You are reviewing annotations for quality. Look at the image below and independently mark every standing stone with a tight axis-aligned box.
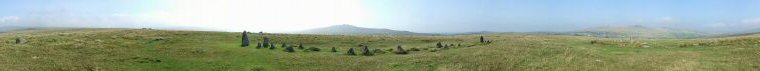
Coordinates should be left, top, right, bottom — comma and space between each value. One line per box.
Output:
436, 42, 443, 48
256, 43, 262, 48
362, 45, 373, 56
331, 47, 337, 52
262, 37, 271, 47
269, 43, 276, 49
241, 31, 250, 47
395, 45, 408, 54
298, 44, 305, 49
15, 36, 25, 44
347, 48, 356, 55
281, 43, 287, 48
480, 36, 485, 43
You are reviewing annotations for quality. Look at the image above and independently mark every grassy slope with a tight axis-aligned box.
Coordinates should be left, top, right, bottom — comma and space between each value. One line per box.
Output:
0, 29, 758, 71
578, 26, 712, 38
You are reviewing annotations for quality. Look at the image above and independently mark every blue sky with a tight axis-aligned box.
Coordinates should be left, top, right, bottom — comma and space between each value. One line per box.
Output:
1, 0, 759, 33
362, 0, 760, 33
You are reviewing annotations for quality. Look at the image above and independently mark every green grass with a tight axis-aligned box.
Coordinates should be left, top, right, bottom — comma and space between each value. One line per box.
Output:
1, 29, 758, 71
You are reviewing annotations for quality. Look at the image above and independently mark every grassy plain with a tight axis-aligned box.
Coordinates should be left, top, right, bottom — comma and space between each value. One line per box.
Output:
1, 29, 758, 71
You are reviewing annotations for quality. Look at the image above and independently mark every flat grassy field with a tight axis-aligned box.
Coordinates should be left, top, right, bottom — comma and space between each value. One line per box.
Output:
1, 29, 758, 71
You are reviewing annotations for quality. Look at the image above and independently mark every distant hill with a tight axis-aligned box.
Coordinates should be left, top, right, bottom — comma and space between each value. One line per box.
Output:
714, 28, 760, 38
738, 28, 760, 34
295, 24, 433, 35
0, 26, 215, 33
573, 25, 715, 38
0, 26, 31, 33
453, 31, 501, 35
0, 27, 67, 33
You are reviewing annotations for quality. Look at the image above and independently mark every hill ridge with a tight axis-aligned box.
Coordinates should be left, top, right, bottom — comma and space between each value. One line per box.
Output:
295, 24, 431, 35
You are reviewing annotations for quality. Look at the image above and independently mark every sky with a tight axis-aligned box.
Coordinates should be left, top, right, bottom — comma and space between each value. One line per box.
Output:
1, 0, 760, 33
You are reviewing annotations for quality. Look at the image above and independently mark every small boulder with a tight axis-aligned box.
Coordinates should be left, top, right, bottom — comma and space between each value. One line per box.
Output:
269, 43, 276, 49
298, 44, 305, 49
256, 43, 262, 48
15, 36, 25, 44
373, 49, 386, 54
306, 47, 321, 52
362, 46, 373, 56
284, 46, 296, 52
347, 48, 356, 55
394, 45, 408, 54
331, 47, 337, 52
409, 48, 421, 51
436, 42, 443, 48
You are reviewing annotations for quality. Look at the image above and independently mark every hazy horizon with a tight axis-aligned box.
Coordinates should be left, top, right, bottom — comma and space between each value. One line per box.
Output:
2, 0, 760, 33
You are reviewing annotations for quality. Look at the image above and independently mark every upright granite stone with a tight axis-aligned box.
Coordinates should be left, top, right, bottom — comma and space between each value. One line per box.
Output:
281, 43, 287, 48
480, 36, 485, 43
331, 47, 337, 52
256, 43, 262, 48
241, 31, 250, 47
362, 46, 373, 56
269, 43, 276, 49
262, 37, 271, 47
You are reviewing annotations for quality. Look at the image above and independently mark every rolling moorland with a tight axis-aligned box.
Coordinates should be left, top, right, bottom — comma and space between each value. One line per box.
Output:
574, 25, 716, 38
1, 28, 760, 71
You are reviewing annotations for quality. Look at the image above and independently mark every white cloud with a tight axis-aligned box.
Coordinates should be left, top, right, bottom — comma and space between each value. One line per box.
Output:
705, 22, 728, 27
742, 18, 760, 25
657, 16, 677, 24
704, 22, 737, 28
0, 16, 19, 23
